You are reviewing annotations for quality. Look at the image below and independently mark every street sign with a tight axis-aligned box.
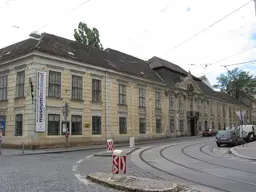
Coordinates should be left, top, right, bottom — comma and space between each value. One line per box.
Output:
236, 110, 246, 121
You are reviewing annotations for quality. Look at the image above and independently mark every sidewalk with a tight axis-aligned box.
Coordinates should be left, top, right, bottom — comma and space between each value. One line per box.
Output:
0, 135, 200, 156
230, 141, 256, 160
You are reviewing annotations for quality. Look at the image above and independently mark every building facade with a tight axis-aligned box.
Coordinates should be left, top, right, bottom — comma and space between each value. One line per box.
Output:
0, 33, 249, 148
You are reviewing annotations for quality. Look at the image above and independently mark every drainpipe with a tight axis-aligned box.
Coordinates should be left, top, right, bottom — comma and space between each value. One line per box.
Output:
105, 71, 111, 140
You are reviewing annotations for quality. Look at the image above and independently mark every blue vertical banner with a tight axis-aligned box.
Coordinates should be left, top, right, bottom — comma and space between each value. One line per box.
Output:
0, 116, 5, 136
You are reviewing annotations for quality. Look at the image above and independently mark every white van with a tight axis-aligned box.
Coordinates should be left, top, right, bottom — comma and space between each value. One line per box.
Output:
239, 125, 256, 142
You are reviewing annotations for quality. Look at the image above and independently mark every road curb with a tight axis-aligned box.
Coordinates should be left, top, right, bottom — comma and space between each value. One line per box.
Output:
86, 172, 183, 192
230, 147, 256, 161
94, 147, 140, 157
3, 136, 200, 156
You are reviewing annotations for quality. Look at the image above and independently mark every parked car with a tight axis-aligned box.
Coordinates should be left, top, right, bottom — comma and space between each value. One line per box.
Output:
216, 130, 243, 147
202, 129, 217, 137
239, 125, 256, 142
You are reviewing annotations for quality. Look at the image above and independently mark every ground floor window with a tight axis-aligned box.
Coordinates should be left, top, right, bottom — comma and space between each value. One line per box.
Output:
179, 120, 184, 132
139, 118, 146, 134
48, 114, 60, 135
92, 116, 101, 135
15, 114, 23, 136
170, 119, 175, 132
119, 117, 127, 134
212, 122, 215, 129
156, 118, 162, 133
71, 115, 82, 135
198, 121, 202, 131
204, 121, 208, 130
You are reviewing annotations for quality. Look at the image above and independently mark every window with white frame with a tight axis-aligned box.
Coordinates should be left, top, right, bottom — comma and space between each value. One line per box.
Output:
139, 117, 146, 134
156, 118, 162, 133
118, 84, 126, 104
72, 75, 83, 100
139, 88, 145, 107
170, 95, 174, 111
92, 116, 101, 135
0, 75, 7, 100
155, 91, 161, 109
48, 114, 60, 135
119, 117, 127, 134
16, 71, 25, 98
48, 71, 61, 98
92, 79, 101, 102
71, 115, 82, 135
15, 114, 23, 136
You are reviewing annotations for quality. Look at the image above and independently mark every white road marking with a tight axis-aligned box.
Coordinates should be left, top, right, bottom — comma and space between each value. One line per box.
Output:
76, 159, 84, 164
75, 174, 90, 185
72, 165, 77, 172
86, 155, 93, 159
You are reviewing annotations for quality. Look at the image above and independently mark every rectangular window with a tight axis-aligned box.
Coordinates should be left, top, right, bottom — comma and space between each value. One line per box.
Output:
139, 88, 146, 107
211, 104, 214, 116
15, 114, 23, 136
155, 91, 161, 109
72, 75, 83, 100
139, 117, 146, 134
179, 120, 184, 132
0, 75, 7, 100
179, 97, 183, 111
229, 107, 231, 117
156, 118, 162, 133
118, 84, 126, 104
170, 95, 174, 111
48, 114, 60, 135
119, 117, 127, 134
223, 106, 226, 117
217, 104, 220, 115
204, 102, 208, 114
71, 115, 82, 135
170, 119, 175, 132
218, 122, 221, 130
48, 71, 61, 98
92, 116, 101, 135
16, 71, 25, 98
92, 79, 101, 102
212, 122, 215, 129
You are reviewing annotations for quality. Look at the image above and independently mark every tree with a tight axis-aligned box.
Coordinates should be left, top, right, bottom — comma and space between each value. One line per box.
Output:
213, 68, 256, 99
74, 22, 103, 50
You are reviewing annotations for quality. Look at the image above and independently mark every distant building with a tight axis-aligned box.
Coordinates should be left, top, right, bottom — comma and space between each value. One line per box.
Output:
0, 33, 250, 148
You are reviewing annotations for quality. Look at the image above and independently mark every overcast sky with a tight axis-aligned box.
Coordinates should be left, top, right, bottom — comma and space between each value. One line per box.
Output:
1, 0, 256, 85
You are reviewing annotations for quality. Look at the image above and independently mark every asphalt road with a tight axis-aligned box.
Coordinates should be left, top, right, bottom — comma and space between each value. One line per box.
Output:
134, 138, 256, 192
1, 136, 255, 192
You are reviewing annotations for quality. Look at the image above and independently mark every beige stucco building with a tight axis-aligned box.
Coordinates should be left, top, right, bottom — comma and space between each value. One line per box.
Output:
0, 33, 250, 148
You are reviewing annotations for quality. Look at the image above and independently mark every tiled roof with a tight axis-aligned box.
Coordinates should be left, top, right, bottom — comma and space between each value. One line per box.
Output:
0, 33, 165, 84
148, 57, 246, 106
0, 38, 38, 62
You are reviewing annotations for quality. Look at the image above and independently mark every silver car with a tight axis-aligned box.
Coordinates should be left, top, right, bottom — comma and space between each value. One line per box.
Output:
216, 130, 243, 147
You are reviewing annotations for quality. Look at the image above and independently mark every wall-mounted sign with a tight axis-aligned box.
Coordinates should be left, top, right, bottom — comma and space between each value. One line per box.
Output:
85, 122, 90, 128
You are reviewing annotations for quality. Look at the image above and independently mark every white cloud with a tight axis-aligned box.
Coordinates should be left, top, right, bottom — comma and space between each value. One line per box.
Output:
0, 0, 256, 86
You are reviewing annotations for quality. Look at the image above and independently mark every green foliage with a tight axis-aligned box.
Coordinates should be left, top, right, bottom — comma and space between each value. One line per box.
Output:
213, 68, 256, 99
74, 22, 103, 50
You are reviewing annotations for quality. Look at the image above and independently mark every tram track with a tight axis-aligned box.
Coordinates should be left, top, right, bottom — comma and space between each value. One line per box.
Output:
139, 140, 230, 192
180, 143, 256, 175
159, 144, 256, 188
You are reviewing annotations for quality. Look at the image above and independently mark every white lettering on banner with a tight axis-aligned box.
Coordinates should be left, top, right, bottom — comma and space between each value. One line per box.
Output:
36, 71, 46, 132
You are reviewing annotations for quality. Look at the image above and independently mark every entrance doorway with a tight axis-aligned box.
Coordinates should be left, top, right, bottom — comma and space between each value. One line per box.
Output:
190, 118, 196, 136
